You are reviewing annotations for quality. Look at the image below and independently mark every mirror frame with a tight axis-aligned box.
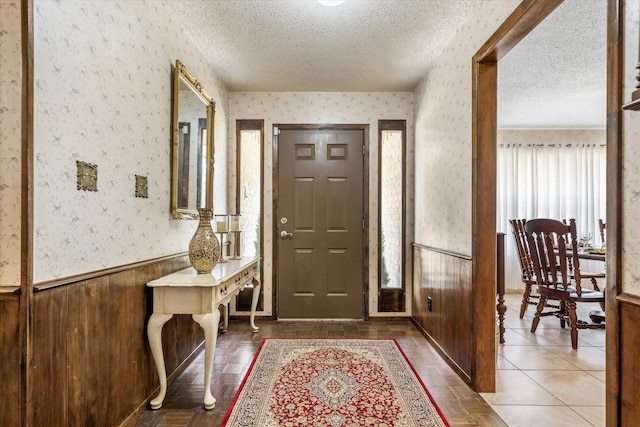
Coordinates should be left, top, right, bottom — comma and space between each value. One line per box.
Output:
171, 59, 216, 219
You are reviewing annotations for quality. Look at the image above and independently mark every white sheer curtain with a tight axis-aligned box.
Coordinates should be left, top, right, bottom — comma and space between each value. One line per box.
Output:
497, 143, 606, 290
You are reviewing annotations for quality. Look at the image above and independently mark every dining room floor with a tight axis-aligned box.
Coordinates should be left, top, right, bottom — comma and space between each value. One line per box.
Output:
480, 292, 606, 427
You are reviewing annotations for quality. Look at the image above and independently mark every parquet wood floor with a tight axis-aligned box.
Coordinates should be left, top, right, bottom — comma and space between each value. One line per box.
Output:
127, 319, 507, 427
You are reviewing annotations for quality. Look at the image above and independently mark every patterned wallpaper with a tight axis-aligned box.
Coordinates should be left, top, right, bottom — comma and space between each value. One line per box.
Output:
0, 1, 22, 288
413, 0, 640, 298
413, 0, 521, 256
623, 0, 640, 296
22, 0, 640, 300
33, 0, 229, 282
228, 92, 414, 316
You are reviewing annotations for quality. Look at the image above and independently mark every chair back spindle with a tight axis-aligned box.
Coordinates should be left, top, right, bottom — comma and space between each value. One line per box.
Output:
509, 219, 541, 318
510, 219, 534, 281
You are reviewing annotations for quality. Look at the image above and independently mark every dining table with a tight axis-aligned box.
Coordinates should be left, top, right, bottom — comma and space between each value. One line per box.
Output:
553, 247, 606, 262
575, 248, 606, 262
553, 247, 606, 277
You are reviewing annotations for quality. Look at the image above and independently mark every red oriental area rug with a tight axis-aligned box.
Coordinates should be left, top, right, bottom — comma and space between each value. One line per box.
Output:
222, 338, 450, 427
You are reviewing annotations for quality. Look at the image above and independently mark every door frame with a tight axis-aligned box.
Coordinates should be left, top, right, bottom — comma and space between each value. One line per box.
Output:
472, 0, 562, 392
272, 123, 370, 319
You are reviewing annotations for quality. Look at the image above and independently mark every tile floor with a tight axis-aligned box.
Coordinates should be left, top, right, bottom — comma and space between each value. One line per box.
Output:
480, 292, 606, 427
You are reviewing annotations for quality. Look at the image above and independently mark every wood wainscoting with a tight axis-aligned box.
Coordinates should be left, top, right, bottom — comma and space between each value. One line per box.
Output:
618, 295, 640, 426
411, 243, 473, 385
29, 254, 201, 427
0, 290, 21, 427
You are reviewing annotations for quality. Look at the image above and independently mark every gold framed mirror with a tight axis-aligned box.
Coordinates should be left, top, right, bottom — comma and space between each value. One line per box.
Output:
171, 59, 215, 219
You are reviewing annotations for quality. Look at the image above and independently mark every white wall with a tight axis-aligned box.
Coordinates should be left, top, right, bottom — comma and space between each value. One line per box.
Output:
32, 0, 229, 282
0, 1, 22, 288
228, 92, 414, 317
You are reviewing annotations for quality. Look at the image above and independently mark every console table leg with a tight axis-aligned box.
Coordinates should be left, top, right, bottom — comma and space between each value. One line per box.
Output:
219, 303, 229, 332
148, 313, 173, 410
250, 278, 261, 332
193, 310, 221, 410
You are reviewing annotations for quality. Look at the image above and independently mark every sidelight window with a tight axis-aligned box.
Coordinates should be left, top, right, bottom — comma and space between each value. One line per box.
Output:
235, 120, 264, 311
378, 120, 406, 312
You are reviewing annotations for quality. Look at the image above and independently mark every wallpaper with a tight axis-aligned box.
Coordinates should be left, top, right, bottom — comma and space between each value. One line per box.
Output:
33, 0, 229, 282
228, 92, 414, 316
26, 0, 638, 300
623, 0, 640, 296
413, 0, 521, 256
0, 1, 22, 288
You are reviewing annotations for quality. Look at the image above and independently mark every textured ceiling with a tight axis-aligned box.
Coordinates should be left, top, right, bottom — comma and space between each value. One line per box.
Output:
498, 0, 607, 129
172, 0, 606, 129
170, 0, 476, 92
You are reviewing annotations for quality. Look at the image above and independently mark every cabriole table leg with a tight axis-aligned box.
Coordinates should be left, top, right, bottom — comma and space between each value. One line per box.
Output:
148, 313, 174, 409
193, 310, 221, 410
250, 278, 261, 332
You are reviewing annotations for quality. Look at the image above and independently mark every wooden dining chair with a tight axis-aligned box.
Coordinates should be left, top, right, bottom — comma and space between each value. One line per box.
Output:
510, 218, 565, 319
599, 219, 606, 244
524, 218, 605, 349
509, 219, 540, 318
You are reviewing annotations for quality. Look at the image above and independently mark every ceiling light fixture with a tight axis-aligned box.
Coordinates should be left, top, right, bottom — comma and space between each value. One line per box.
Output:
317, 0, 345, 6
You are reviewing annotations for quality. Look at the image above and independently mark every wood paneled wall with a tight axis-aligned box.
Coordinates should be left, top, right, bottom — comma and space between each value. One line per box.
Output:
29, 254, 201, 427
619, 297, 640, 426
411, 244, 473, 384
0, 292, 21, 427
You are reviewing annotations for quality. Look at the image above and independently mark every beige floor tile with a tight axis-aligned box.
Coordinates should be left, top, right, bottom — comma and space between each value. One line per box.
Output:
579, 330, 606, 347
543, 345, 605, 371
491, 405, 594, 427
479, 370, 562, 405
497, 355, 517, 370
518, 324, 597, 348
499, 345, 581, 371
524, 370, 605, 406
487, 293, 607, 425
503, 309, 531, 323
586, 370, 605, 382
501, 329, 537, 346
571, 405, 605, 427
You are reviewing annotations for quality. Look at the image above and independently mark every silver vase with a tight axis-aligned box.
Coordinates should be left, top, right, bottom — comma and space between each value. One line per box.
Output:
188, 208, 221, 274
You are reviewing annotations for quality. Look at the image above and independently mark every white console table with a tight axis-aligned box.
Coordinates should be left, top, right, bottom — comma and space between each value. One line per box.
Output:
146, 256, 261, 410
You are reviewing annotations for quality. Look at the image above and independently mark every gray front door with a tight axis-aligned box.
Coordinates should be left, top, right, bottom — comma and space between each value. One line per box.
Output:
276, 126, 365, 318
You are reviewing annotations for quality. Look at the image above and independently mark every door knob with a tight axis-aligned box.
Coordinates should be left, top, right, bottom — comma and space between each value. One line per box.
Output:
280, 230, 293, 239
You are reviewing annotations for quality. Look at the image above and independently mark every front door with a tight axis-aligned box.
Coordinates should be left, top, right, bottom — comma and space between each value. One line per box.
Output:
276, 126, 365, 319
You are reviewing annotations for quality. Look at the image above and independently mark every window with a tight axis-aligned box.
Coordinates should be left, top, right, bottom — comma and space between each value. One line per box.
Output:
378, 120, 406, 312
497, 141, 606, 289
235, 120, 264, 311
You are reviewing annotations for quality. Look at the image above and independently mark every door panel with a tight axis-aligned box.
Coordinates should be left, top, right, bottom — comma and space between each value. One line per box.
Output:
294, 178, 315, 229
277, 128, 364, 318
